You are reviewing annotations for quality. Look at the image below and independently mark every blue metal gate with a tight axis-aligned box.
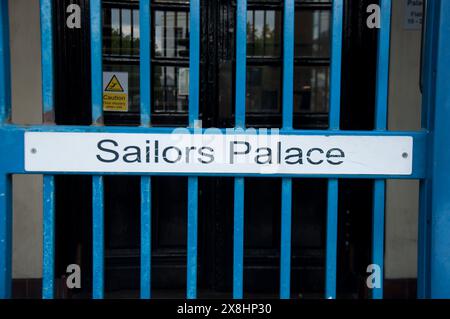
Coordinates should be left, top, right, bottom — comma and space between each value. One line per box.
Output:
0, 0, 449, 299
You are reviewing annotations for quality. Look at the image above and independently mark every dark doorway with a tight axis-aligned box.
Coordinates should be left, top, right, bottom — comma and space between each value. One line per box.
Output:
54, 0, 377, 298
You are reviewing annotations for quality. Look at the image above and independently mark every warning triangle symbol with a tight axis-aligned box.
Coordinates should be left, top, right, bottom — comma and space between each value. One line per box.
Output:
105, 75, 125, 92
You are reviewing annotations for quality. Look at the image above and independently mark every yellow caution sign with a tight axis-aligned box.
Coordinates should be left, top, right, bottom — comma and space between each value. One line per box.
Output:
103, 72, 128, 112
105, 75, 125, 92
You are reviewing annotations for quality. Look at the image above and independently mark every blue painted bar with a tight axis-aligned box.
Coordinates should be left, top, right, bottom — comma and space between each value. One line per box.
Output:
186, 0, 200, 299
329, 0, 343, 131
139, 0, 152, 299
92, 175, 104, 299
42, 175, 55, 299
374, 0, 392, 131
90, 0, 103, 125
140, 176, 151, 299
140, 0, 151, 127
418, 179, 431, 298
0, 124, 426, 138
0, 0, 11, 299
279, 0, 294, 299
40, 0, 54, 123
233, 0, 247, 299
324, 0, 343, 299
372, 0, 392, 300
40, 0, 56, 299
0, 174, 11, 298
280, 178, 292, 299
233, 177, 244, 299
282, 0, 294, 130
372, 180, 385, 299
90, 0, 104, 299
187, 177, 198, 299
417, 0, 438, 299
235, 0, 247, 129
189, 0, 200, 127
426, 0, 450, 299
325, 179, 339, 299
0, 0, 11, 124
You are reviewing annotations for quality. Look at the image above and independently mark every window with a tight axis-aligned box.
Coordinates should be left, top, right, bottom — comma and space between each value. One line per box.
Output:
153, 9, 190, 114
103, 2, 141, 119
294, 8, 331, 115
245, 0, 332, 129
246, 7, 282, 115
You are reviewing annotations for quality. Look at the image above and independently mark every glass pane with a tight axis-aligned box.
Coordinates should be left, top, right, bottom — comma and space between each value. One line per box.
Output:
295, 10, 331, 57
132, 9, 140, 56
247, 10, 282, 57
110, 8, 121, 55
104, 63, 140, 113
154, 11, 190, 58
104, 7, 140, 56
246, 66, 281, 113
154, 65, 189, 113
121, 9, 132, 55
294, 66, 330, 113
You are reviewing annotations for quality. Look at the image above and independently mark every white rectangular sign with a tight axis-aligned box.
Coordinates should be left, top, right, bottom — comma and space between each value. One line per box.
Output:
24, 132, 413, 175
404, 0, 423, 30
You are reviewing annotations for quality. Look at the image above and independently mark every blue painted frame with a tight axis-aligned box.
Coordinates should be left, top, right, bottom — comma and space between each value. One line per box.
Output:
419, 0, 450, 299
1, 0, 449, 300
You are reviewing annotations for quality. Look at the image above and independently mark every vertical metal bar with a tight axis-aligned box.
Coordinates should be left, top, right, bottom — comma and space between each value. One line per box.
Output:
0, 0, 11, 299
140, 176, 151, 299
282, 0, 294, 131
425, 0, 450, 299
418, 179, 431, 299
372, 0, 392, 300
40, 0, 56, 299
42, 176, 55, 299
329, 0, 343, 131
233, 0, 247, 300
186, 0, 200, 299
91, 0, 104, 299
140, 0, 151, 127
325, 179, 339, 299
91, 0, 103, 125
374, 0, 391, 131
233, 177, 244, 299
325, 0, 343, 300
280, 178, 292, 299
187, 177, 198, 299
0, 174, 11, 298
40, 0, 54, 124
279, 0, 294, 300
0, 0, 11, 124
189, 0, 200, 127
139, 0, 152, 300
417, 0, 437, 299
372, 180, 385, 299
92, 175, 104, 299
235, 0, 247, 129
